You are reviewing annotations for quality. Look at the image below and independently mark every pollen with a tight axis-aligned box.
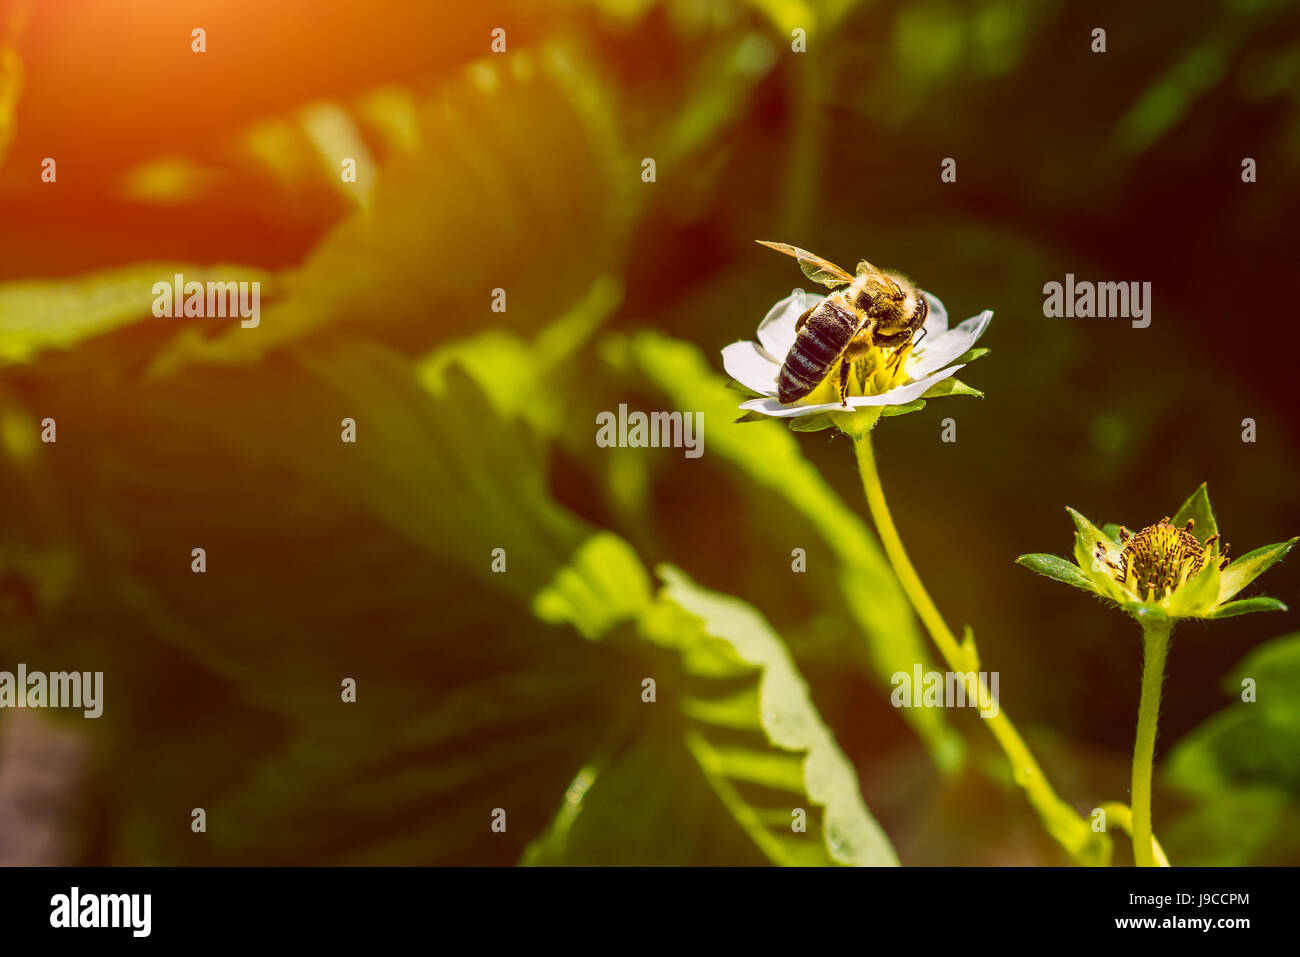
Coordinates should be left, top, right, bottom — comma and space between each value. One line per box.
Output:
1095, 518, 1230, 601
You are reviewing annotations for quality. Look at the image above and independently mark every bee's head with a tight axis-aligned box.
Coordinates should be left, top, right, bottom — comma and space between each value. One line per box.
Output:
911, 291, 929, 324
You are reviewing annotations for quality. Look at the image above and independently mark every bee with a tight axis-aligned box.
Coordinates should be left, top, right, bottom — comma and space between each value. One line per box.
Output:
758, 241, 929, 406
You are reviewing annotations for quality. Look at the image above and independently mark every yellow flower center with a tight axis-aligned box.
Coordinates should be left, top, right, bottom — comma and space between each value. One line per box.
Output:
801, 342, 916, 404
1095, 518, 1229, 601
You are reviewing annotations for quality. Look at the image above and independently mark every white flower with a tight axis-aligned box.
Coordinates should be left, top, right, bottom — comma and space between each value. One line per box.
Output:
721, 290, 992, 418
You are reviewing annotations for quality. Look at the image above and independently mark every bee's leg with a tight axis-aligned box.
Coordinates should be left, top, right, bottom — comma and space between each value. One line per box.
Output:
912, 326, 928, 349
795, 307, 814, 333
838, 359, 851, 407
885, 341, 914, 374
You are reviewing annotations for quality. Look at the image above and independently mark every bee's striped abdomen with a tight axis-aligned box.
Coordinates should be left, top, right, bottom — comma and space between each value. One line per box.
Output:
778, 296, 861, 402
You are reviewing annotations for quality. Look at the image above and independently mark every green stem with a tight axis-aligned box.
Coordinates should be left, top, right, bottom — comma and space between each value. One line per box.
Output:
850, 428, 1107, 865
1131, 616, 1172, 867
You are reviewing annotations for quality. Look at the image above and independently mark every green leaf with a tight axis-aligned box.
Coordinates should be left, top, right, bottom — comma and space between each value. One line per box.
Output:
655, 566, 897, 865
1166, 632, 1300, 797
0, 263, 274, 365
148, 44, 635, 373
920, 377, 983, 399
533, 532, 653, 640
1206, 597, 1288, 619
2, 337, 638, 864
1015, 553, 1100, 595
1219, 538, 1297, 603
525, 568, 900, 866
1171, 482, 1217, 543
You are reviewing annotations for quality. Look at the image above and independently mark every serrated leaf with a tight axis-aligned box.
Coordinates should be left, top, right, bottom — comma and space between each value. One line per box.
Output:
148, 44, 635, 372
0, 263, 274, 365
525, 568, 900, 866
533, 532, 653, 639
652, 566, 897, 865
1, 338, 630, 864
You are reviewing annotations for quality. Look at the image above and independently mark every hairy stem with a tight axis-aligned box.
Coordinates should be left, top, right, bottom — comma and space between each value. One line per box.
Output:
851, 429, 1107, 865
1131, 617, 1172, 867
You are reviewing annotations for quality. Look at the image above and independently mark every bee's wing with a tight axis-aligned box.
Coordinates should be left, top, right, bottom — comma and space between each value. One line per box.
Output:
757, 241, 853, 288
857, 260, 901, 296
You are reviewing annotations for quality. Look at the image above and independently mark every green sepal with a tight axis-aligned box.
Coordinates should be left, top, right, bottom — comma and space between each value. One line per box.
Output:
1205, 597, 1289, 619
880, 399, 926, 417
1171, 482, 1217, 544
1066, 507, 1126, 599
921, 378, 983, 399
734, 411, 770, 424
1067, 507, 1121, 550
952, 347, 990, 364
787, 412, 834, 432
1166, 549, 1221, 618
1015, 553, 1101, 596
1125, 603, 1171, 625
1218, 538, 1297, 603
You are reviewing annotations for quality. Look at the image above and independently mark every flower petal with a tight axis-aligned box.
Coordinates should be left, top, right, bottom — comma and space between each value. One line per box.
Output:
909, 310, 992, 379
738, 364, 966, 418
757, 291, 821, 360
721, 341, 780, 396
921, 291, 948, 336
1218, 537, 1297, 603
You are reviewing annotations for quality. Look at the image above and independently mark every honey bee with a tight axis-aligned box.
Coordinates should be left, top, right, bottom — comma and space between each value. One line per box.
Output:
758, 241, 929, 405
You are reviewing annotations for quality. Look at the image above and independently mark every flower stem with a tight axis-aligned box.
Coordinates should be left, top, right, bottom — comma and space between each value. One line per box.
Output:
851, 430, 1108, 865
1131, 616, 1172, 867
1099, 802, 1169, 866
